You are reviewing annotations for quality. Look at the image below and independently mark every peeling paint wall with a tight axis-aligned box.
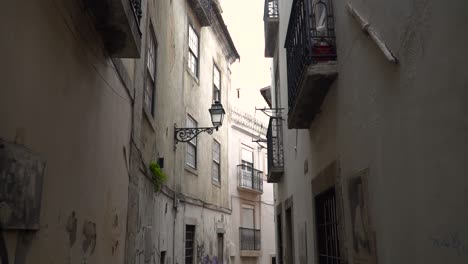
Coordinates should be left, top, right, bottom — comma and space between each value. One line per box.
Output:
125, 0, 236, 263
0, 0, 132, 263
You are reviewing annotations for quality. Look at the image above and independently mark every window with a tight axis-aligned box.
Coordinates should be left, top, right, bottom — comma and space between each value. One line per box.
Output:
217, 233, 224, 262
240, 205, 260, 251
185, 225, 196, 264
212, 140, 221, 182
144, 28, 157, 115
188, 24, 199, 77
272, 256, 277, 264
213, 64, 221, 101
242, 206, 255, 229
241, 146, 254, 186
315, 188, 342, 264
160, 251, 166, 264
185, 116, 197, 168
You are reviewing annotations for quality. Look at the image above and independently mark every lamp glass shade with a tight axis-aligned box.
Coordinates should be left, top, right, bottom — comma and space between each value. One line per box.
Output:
209, 101, 225, 127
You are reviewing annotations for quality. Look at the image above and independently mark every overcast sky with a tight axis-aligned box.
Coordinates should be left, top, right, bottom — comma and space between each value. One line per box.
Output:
221, 0, 271, 119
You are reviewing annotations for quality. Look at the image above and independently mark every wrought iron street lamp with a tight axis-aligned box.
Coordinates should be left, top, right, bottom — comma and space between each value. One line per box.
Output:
174, 101, 226, 144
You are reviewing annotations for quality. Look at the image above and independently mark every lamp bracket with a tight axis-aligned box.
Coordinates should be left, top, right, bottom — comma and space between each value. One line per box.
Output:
174, 126, 217, 144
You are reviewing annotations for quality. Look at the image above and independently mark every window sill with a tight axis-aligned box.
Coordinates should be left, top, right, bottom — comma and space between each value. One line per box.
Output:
143, 107, 157, 132
186, 66, 200, 85
212, 180, 221, 188
185, 165, 198, 176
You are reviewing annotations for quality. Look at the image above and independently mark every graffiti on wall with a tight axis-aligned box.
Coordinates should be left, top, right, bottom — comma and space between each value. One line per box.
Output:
429, 232, 468, 257
196, 241, 219, 264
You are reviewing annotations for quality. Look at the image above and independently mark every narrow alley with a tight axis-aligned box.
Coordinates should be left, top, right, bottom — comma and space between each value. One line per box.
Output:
1, 0, 468, 264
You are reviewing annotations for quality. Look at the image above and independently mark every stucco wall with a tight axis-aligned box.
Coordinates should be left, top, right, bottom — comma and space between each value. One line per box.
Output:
126, 0, 237, 263
228, 119, 276, 264
273, 0, 468, 264
0, 1, 132, 263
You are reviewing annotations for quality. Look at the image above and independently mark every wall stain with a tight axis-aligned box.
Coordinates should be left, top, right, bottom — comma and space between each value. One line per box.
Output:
111, 240, 119, 256
82, 220, 97, 255
66, 211, 77, 246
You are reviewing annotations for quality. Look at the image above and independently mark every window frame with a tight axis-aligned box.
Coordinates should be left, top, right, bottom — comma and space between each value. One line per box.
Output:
188, 24, 200, 78
144, 25, 157, 116
212, 140, 221, 183
213, 63, 221, 102
185, 115, 198, 169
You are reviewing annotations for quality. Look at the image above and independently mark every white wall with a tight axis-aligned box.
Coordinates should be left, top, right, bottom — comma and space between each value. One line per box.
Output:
273, 0, 468, 264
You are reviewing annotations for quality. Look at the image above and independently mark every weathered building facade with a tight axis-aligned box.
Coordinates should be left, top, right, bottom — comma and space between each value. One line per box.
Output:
264, 0, 468, 264
0, 0, 239, 264
228, 107, 276, 264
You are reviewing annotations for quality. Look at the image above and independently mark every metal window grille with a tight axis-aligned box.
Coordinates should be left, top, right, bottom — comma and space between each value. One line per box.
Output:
239, 227, 261, 251
185, 225, 195, 264
267, 117, 284, 176
285, 0, 337, 112
237, 164, 263, 192
315, 188, 343, 264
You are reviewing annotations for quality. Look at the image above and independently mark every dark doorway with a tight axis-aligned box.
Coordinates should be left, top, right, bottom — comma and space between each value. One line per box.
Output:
285, 207, 294, 264
217, 233, 224, 264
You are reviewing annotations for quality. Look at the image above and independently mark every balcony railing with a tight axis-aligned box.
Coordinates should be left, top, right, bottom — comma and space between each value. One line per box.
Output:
187, 0, 213, 26
267, 117, 284, 182
285, 0, 338, 128
237, 165, 263, 194
130, 0, 143, 27
84, 0, 142, 57
240, 228, 261, 251
264, 0, 279, 57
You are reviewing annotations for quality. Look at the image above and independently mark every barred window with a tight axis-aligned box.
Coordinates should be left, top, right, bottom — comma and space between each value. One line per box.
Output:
185, 225, 195, 264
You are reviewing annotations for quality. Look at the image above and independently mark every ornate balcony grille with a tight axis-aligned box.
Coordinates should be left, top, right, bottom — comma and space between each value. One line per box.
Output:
267, 117, 284, 182
264, 0, 279, 20
264, 0, 279, 57
237, 165, 264, 193
285, 0, 336, 112
130, 0, 143, 27
239, 228, 261, 251
187, 0, 213, 26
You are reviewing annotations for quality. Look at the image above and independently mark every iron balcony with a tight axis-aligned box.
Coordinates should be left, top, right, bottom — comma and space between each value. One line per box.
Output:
285, 0, 338, 128
267, 117, 284, 183
237, 165, 264, 194
187, 0, 214, 26
264, 0, 279, 57
84, 0, 143, 58
239, 227, 261, 251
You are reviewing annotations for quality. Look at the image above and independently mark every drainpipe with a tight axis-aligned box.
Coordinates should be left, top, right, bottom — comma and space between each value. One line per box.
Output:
172, 2, 189, 262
